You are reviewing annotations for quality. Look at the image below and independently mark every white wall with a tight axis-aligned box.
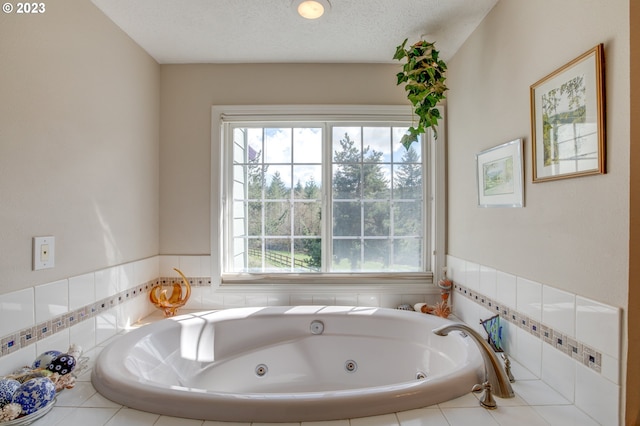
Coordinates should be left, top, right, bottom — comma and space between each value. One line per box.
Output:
446, 0, 630, 423
0, 0, 161, 294
446, 0, 629, 307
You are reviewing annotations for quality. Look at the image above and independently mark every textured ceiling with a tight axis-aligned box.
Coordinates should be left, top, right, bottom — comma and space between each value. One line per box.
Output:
90, 0, 498, 64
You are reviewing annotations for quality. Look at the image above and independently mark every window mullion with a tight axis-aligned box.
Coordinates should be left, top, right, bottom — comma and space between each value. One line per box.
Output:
322, 123, 332, 273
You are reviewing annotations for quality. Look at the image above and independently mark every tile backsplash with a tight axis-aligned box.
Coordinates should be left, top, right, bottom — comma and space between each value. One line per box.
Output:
0, 254, 622, 425
0, 255, 433, 375
447, 255, 621, 426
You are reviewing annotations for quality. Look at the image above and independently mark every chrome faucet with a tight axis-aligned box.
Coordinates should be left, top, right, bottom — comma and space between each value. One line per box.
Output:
432, 322, 514, 409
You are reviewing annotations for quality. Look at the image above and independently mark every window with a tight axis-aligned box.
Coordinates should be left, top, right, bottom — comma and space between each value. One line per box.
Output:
213, 106, 445, 285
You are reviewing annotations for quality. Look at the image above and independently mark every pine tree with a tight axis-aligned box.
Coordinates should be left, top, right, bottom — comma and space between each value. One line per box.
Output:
332, 133, 389, 269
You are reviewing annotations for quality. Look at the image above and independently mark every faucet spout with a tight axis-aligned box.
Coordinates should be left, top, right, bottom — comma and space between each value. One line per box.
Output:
432, 323, 514, 400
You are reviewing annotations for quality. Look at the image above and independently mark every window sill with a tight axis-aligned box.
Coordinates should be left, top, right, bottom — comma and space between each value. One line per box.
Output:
217, 273, 436, 294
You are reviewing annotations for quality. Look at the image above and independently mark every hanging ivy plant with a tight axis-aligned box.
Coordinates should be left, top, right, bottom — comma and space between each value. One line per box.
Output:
393, 38, 448, 149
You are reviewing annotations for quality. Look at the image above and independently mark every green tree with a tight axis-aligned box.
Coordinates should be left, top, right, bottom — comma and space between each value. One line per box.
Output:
246, 150, 265, 237
393, 147, 423, 265
266, 171, 288, 200
304, 177, 320, 199
395, 146, 422, 198
265, 171, 290, 249
332, 133, 389, 269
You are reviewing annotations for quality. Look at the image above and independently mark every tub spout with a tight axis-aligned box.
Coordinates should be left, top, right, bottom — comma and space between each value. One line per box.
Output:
432, 323, 514, 408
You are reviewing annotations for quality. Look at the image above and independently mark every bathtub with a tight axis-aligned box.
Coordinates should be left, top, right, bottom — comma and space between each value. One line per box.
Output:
92, 306, 483, 422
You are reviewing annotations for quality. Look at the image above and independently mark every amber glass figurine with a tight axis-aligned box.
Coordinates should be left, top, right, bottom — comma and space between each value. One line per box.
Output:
150, 268, 191, 317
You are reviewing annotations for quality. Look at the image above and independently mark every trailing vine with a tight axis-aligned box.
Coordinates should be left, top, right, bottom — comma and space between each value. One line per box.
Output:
393, 38, 448, 148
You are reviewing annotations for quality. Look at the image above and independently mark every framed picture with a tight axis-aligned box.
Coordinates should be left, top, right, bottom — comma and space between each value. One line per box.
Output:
530, 44, 606, 182
476, 139, 524, 208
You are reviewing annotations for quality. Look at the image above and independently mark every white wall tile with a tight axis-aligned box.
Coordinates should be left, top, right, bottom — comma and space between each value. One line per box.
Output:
576, 296, 621, 359
500, 320, 517, 355
222, 294, 246, 307
380, 294, 403, 309
267, 294, 290, 306
69, 318, 96, 352
36, 328, 70, 356
357, 294, 380, 307
68, 273, 96, 310
290, 294, 313, 305
465, 261, 480, 292
160, 255, 180, 276
246, 294, 268, 306
542, 285, 575, 338
495, 271, 517, 308
514, 327, 541, 378
95, 311, 118, 344
118, 263, 134, 292
200, 256, 212, 277
335, 294, 358, 306
516, 277, 542, 322
314, 295, 336, 305
95, 266, 119, 299
185, 287, 205, 310
446, 256, 466, 286
117, 298, 148, 330
0, 287, 34, 336
134, 256, 159, 284
541, 343, 575, 402
451, 295, 479, 327
575, 362, 620, 426
35, 279, 69, 323
178, 256, 202, 277
0, 346, 37, 376
479, 266, 497, 299
201, 288, 224, 309
601, 352, 620, 385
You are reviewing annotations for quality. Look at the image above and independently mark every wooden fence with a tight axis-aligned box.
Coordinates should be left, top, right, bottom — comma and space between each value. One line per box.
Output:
248, 248, 319, 271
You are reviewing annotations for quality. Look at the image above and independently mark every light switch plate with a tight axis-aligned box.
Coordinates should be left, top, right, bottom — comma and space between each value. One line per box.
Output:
33, 236, 55, 270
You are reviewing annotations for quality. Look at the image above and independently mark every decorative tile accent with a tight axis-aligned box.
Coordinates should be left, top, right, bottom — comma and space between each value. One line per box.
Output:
453, 281, 604, 375
567, 337, 582, 361
583, 345, 601, 373
541, 324, 553, 345
554, 331, 567, 353
518, 313, 529, 330
36, 321, 52, 340
530, 320, 541, 338
20, 327, 36, 347
0, 277, 209, 360
1, 334, 20, 356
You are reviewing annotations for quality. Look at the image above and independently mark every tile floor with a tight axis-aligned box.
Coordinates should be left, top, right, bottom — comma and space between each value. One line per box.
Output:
29, 314, 603, 426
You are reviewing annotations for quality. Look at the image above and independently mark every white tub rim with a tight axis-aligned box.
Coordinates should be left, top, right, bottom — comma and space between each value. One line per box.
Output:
92, 306, 483, 422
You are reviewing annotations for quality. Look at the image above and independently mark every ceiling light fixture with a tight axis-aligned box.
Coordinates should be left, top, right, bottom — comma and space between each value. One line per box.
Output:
293, 0, 330, 20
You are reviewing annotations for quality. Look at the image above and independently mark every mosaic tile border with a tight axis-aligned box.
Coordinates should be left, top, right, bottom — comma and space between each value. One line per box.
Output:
452, 282, 603, 374
0, 277, 212, 358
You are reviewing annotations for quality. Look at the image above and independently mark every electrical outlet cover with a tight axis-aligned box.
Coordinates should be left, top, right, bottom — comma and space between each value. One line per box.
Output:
33, 236, 55, 270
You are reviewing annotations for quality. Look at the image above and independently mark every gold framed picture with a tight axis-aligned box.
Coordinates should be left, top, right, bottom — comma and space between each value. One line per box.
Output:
530, 44, 606, 182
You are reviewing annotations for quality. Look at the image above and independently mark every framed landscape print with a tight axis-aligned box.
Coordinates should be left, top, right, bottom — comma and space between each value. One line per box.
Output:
476, 139, 524, 208
530, 44, 606, 182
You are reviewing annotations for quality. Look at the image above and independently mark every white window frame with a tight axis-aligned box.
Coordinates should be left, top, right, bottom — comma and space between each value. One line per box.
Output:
211, 105, 445, 291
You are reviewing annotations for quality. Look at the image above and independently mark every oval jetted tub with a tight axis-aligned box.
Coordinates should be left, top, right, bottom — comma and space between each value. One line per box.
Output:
92, 306, 483, 422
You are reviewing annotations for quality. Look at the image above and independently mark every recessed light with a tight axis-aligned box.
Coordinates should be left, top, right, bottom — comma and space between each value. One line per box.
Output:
293, 0, 330, 20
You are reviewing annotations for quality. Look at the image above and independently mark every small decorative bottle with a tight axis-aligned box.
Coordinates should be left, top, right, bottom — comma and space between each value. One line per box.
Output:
438, 267, 452, 304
